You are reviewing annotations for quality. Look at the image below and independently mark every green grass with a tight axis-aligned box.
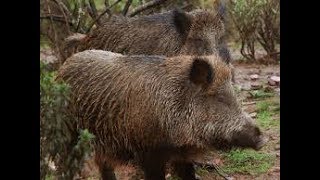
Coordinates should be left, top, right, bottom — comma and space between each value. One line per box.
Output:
249, 90, 274, 99
219, 97, 279, 176
256, 100, 280, 129
222, 149, 275, 175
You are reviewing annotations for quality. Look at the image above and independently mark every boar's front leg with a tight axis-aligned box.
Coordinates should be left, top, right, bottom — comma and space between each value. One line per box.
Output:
95, 154, 117, 180
172, 161, 198, 180
140, 153, 166, 180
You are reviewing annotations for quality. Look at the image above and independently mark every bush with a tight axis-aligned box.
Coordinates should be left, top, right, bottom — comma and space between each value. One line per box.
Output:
229, 0, 280, 61
40, 61, 94, 180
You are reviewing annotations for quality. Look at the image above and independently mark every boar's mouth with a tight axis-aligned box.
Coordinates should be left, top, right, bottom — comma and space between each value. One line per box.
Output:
230, 127, 268, 151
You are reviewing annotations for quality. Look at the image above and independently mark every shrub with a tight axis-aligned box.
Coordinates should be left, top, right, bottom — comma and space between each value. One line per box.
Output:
229, 0, 280, 61
40, 61, 94, 180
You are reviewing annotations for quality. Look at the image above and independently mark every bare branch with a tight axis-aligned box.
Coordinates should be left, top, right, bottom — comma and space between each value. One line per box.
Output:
105, 0, 109, 8
40, 14, 73, 26
44, 0, 64, 65
86, 0, 122, 33
193, 161, 233, 180
122, 0, 133, 16
128, 0, 168, 17
88, 0, 100, 25
52, 0, 71, 33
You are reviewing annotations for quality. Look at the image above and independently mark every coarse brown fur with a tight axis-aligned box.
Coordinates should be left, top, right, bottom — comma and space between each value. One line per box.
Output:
63, 8, 230, 62
57, 50, 266, 180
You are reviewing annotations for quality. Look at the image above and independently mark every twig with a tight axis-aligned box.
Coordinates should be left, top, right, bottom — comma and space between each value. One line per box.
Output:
51, 0, 71, 33
128, 0, 168, 17
86, 0, 122, 33
122, 0, 133, 16
88, 0, 100, 25
44, 0, 64, 65
193, 161, 233, 180
40, 15, 73, 26
105, 0, 109, 8
242, 101, 256, 106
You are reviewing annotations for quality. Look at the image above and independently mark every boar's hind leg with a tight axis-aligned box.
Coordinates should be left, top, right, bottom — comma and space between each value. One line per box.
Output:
172, 161, 198, 180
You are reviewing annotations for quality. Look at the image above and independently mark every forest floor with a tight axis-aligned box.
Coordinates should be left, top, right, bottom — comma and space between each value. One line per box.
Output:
40, 48, 280, 180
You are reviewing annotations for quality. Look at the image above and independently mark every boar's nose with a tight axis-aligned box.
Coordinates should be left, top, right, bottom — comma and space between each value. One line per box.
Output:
254, 135, 268, 150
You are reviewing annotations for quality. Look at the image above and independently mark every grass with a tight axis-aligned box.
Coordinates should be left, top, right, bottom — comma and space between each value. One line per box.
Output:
256, 99, 280, 129
249, 89, 274, 99
219, 97, 279, 176
221, 149, 275, 175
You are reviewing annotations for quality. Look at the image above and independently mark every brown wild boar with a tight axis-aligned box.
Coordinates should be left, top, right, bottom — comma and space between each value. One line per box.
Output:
57, 50, 266, 180
63, 8, 231, 64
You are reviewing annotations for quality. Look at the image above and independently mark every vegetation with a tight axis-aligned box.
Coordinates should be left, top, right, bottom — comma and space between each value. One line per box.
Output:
222, 149, 275, 175
229, 0, 280, 61
40, 62, 94, 180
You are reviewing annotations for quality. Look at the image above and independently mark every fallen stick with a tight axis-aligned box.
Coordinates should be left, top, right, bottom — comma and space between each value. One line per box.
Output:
193, 161, 233, 180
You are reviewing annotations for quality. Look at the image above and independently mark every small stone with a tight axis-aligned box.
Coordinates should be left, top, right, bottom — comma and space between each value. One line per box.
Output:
275, 144, 280, 150
273, 166, 280, 172
268, 76, 280, 86
249, 112, 257, 118
165, 173, 172, 178
251, 82, 263, 90
268, 79, 276, 86
276, 153, 280, 157
271, 76, 280, 81
250, 74, 259, 80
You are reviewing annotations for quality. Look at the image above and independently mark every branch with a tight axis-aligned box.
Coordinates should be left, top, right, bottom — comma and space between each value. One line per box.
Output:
52, 0, 72, 33
128, 0, 168, 17
40, 15, 73, 26
86, 0, 122, 33
122, 0, 133, 16
193, 161, 233, 180
105, 0, 109, 8
88, 0, 100, 25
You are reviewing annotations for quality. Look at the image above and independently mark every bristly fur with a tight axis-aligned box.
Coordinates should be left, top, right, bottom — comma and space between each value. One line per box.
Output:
62, 9, 228, 62
57, 50, 265, 179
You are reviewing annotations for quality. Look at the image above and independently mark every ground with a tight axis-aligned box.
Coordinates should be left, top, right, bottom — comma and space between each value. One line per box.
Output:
40, 48, 280, 180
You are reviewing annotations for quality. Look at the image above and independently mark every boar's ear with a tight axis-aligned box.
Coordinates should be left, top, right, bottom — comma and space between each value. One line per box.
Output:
172, 8, 191, 35
189, 58, 214, 86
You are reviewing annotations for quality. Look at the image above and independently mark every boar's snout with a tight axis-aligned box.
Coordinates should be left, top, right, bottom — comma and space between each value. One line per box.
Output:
254, 135, 268, 150
231, 125, 268, 151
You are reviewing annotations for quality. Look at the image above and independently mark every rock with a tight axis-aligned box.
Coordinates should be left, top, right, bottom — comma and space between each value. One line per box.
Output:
250, 74, 259, 80
275, 144, 280, 150
249, 112, 257, 118
165, 173, 172, 179
268, 79, 276, 86
273, 166, 280, 172
268, 76, 280, 86
274, 88, 280, 96
276, 153, 280, 157
251, 82, 263, 90
271, 76, 280, 82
